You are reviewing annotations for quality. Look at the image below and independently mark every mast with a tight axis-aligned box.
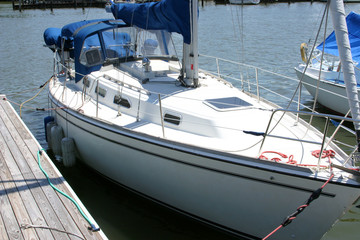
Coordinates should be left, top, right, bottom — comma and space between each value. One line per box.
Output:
183, 0, 199, 87
329, 0, 360, 145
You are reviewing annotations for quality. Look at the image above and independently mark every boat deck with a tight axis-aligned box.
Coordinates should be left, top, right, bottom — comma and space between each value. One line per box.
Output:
51, 70, 350, 178
0, 95, 107, 240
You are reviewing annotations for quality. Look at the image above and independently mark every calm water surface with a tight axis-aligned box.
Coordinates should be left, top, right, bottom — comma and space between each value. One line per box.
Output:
1, 1, 360, 239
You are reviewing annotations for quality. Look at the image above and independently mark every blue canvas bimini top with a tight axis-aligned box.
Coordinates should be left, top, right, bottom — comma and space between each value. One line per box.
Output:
43, 19, 111, 50
43, 0, 192, 81
44, 19, 128, 81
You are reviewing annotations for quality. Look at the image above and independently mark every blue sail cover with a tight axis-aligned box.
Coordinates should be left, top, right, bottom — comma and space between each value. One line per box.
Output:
110, 0, 192, 44
317, 11, 360, 63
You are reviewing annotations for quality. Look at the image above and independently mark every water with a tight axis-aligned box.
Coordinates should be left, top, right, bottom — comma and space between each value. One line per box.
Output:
1, 1, 360, 239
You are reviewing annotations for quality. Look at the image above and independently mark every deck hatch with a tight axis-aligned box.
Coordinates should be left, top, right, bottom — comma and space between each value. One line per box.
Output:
204, 97, 252, 111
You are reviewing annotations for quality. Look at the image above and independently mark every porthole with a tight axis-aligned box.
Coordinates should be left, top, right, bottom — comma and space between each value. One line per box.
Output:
113, 95, 131, 108
164, 113, 181, 125
95, 87, 107, 97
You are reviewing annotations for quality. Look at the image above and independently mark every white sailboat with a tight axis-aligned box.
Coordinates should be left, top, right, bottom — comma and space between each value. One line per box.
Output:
294, 11, 360, 116
44, 0, 360, 239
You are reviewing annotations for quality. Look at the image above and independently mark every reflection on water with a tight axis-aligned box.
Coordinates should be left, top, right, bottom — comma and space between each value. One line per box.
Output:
1, 1, 360, 239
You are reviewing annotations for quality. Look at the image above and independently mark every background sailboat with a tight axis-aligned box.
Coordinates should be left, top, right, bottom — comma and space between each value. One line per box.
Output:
295, 11, 360, 116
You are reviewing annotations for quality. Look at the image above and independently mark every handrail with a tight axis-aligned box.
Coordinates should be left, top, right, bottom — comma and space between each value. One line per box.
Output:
52, 52, 358, 156
103, 74, 151, 96
54, 53, 355, 122
199, 54, 358, 137
158, 94, 165, 138
200, 53, 298, 82
199, 54, 303, 105
96, 79, 99, 118
258, 108, 360, 169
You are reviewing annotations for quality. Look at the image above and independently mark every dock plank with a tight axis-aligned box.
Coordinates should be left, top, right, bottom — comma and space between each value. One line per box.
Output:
0, 113, 66, 240
0, 213, 10, 240
0, 96, 33, 141
0, 96, 107, 240
0, 169, 24, 240
0, 151, 39, 240
0, 102, 81, 240
1, 99, 101, 240
0, 139, 55, 240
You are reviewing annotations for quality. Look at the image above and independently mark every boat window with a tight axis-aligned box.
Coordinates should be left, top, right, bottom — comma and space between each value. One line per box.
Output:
164, 113, 181, 125
95, 86, 107, 98
136, 29, 177, 59
113, 95, 131, 108
102, 28, 134, 59
204, 97, 252, 111
79, 34, 104, 67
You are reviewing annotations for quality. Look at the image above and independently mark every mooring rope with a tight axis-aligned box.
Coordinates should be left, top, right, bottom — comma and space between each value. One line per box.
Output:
3, 97, 67, 112
21, 223, 85, 240
259, 149, 339, 169
19, 76, 53, 118
262, 173, 334, 240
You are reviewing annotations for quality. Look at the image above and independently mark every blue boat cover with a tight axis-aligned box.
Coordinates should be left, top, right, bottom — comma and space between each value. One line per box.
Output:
110, 0, 192, 44
44, 19, 110, 50
72, 20, 128, 81
43, 0, 194, 81
44, 19, 128, 81
317, 11, 360, 63
44, 28, 62, 47
61, 19, 110, 49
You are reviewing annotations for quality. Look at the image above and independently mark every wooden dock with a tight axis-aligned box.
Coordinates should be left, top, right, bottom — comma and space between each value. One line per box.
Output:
0, 95, 107, 240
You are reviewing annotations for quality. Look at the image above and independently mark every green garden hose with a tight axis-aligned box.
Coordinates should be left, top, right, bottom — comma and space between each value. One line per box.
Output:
37, 149, 100, 232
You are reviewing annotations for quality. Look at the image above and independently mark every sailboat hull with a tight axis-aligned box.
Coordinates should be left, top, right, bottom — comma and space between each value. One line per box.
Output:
50, 94, 360, 240
294, 66, 359, 116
